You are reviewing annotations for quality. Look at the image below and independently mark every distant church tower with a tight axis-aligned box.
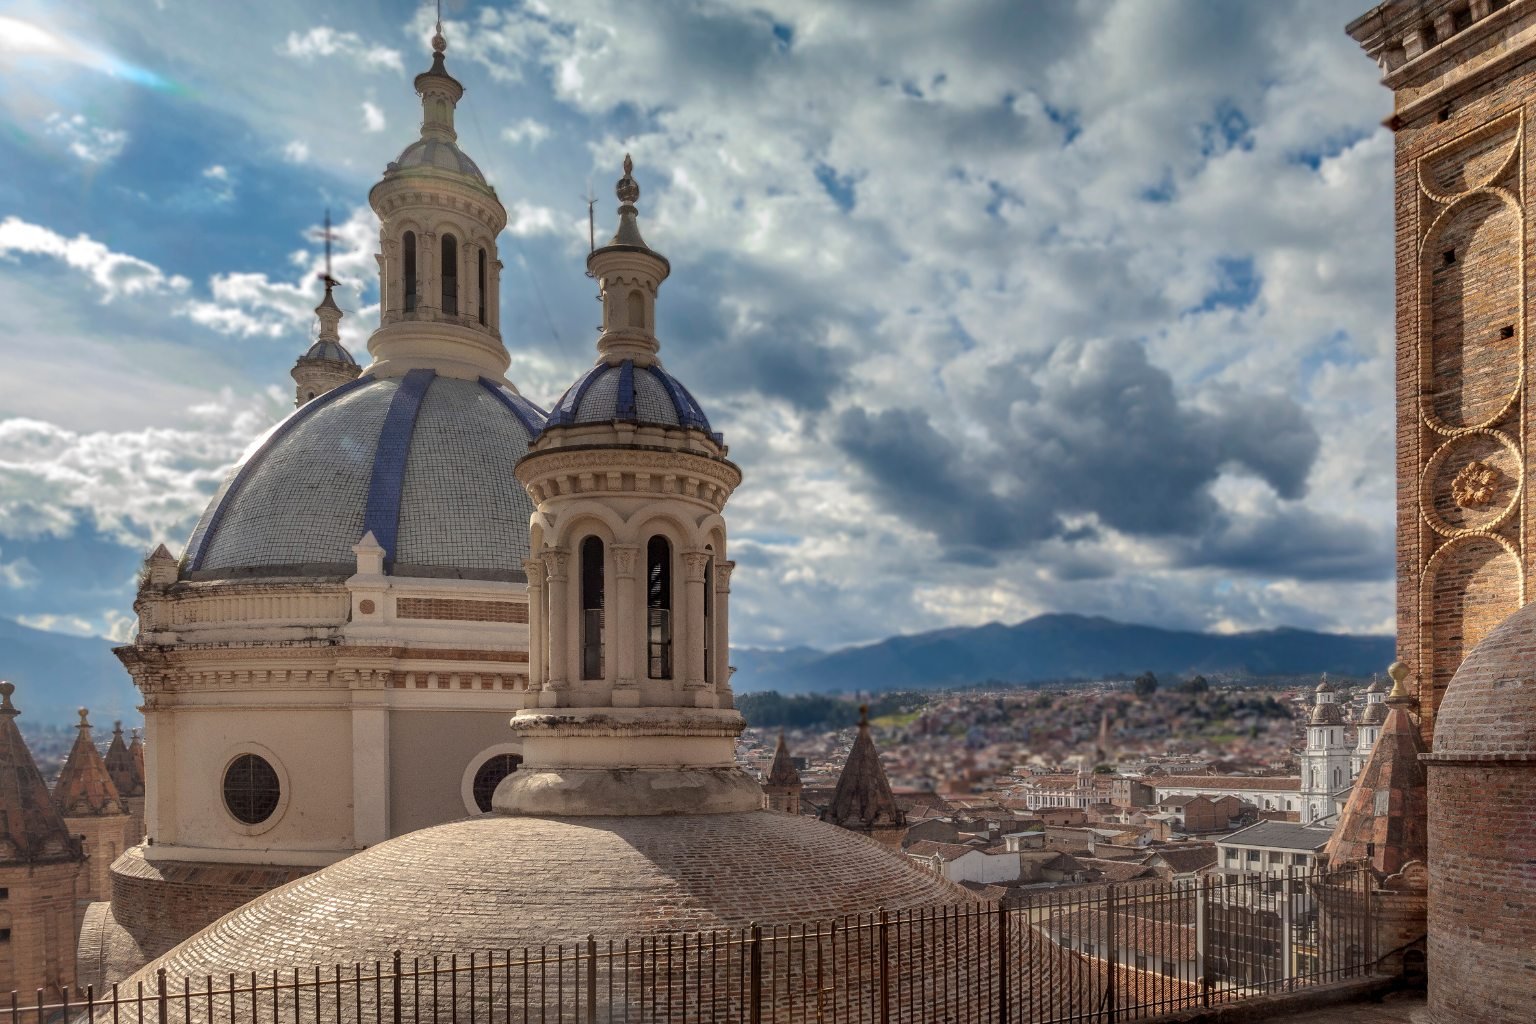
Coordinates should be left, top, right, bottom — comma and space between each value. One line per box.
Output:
0, 683, 85, 998
1352, 677, 1387, 778
1298, 678, 1351, 824
820, 706, 907, 848
1349, 0, 1536, 742
762, 733, 803, 814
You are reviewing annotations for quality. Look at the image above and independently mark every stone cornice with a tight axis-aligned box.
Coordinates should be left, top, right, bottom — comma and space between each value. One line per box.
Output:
516, 445, 741, 512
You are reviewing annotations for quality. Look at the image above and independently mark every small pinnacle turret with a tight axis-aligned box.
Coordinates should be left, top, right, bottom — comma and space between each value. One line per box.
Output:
53, 707, 128, 817
292, 210, 361, 406
819, 705, 907, 848
587, 155, 671, 367
763, 733, 803, 815
0, 682, 82, 865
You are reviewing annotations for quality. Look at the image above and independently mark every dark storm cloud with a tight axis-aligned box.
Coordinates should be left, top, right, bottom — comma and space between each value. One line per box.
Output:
835, 336, 1379, 580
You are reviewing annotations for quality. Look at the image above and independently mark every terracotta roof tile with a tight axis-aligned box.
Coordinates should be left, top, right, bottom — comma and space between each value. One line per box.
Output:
52, 708, 128, 817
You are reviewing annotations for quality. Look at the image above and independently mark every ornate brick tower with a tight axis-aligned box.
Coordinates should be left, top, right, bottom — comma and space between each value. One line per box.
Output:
0, 683, 86, 998
1349, 0, 1536, 742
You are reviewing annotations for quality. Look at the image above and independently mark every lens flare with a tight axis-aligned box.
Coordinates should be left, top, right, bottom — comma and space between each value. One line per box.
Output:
0, 15, 182, 94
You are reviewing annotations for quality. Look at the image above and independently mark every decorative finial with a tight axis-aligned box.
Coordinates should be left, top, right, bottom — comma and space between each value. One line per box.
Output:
0, 681, 15, 715
1386, 660, 1414, 706
616, 154, 640, 206
319, 208, 336, 290
114, 720, 124, 737
433, 0, 447, 52
77, 707, 90, 729
858, 703, 870, 729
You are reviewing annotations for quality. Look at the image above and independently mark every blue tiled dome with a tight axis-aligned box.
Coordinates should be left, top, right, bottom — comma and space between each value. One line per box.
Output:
545, 360, 717, 438
182, 373, 546, 582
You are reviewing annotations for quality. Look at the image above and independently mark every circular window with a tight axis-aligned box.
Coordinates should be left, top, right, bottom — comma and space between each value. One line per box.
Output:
471, 753, 523, 812
223, 754, 281, 825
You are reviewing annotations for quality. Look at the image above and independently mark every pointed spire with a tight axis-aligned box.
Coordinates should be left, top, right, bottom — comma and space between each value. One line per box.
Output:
0, 682, 84, 865
414, 10, 463, 143
1325, 692, 1428, 876
819, 705, 906, 840
52, 707, 127, 817
105, 719, 145, 799
767, 732, 802, 788
608, 154, 652, 251
292, 210, 360, 407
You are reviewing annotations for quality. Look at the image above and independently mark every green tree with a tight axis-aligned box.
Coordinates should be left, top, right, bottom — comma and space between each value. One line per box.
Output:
1182, 674, 1209, 695
1133, 671, 1159, 698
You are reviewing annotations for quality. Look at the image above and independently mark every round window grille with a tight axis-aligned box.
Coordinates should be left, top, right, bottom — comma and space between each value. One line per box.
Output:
223, 753, 281, 825
471, 753, 523, 812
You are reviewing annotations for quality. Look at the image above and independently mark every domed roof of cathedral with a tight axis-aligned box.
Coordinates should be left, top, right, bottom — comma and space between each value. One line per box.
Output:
182, 372, 546, 582
1309, 701, 1345, 727
545, 359, 716, 435
389, 137, 486, 184
1434, 600, 1536, 758
135, 811, 970, 978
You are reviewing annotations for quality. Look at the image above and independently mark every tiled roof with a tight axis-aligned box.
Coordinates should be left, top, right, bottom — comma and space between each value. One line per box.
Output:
1219, 820, 1332, 852
183, 374, 546, 582
1145, 846, 1218, 874
52, 709, 127, 817
545, 359, 718, 439
1325, 702, 1427, 875
1154, 775, 1300, 792
0, 683, 84, 865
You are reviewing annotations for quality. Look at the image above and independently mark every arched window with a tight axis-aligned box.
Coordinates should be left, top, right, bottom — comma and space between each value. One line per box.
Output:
441, 234, 459, 315
702, 552, 714, 685
403, 231, 418, 312
477, 248, 488, 325
580, 536, 604, 680
628, 288, 646, 329
647, 535, 672, 679
471, 753, 522, 813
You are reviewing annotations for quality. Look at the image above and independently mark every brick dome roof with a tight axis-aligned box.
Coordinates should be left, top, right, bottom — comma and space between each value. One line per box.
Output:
1433, 599, 1536, 758
133, 812, 969, 979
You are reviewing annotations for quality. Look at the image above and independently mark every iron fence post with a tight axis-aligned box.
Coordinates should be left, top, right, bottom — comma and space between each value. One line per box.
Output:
1197, 876, 1211, 1008
877, 909, 890, 1024
156, 970, 168, 1024
996, 901, 1009, 1024
1105, 886, 1118, 1024
585, 934, 597, 1024
1282, 866, 1296, 988
392, 952, 402, 1024
748, 923, 762, 1024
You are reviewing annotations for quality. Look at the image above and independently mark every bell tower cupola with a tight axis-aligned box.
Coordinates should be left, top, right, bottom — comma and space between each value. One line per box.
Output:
365, 21, 511, 383
587, 155, 671, 367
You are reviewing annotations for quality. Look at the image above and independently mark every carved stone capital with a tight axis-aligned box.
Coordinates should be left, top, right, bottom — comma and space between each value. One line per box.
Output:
682, 551, 711, 582
522, 558, 547, 585
542, 549, 570, 582
612, 544, 640, 579
714, 559, 735, 593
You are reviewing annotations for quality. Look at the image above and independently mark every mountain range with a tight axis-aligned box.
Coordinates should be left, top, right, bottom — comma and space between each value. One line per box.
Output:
729, 613, 1395, 694
0, 612, 1396, 725
0, 617, 140, 727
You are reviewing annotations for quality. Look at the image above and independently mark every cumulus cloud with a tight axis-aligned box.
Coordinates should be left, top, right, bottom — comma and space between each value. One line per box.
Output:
279, 27, 402, 73
502, 118, 550, 147
361, 101, 385, 133
282, 139, 310, 163
0, 217, 189, 301
201, 163, 234, 202
44, 112, 128, 164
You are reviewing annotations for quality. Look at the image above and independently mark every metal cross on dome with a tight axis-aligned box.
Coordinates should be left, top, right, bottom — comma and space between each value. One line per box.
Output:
318, 208, 337, 289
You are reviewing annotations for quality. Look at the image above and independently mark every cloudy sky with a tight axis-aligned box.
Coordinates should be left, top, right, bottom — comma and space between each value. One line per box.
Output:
0, 0, 1396, 651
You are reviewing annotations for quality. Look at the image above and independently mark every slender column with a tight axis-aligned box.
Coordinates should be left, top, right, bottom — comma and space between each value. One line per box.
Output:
682, 551, 713, 707
491, 258, 504, 333
523, 558, 546, 695
464, 243, 479, 327
420, 232, 437, 314
611, 544, 641, 706
714, 560, 735, 706
541, 548, 570, 707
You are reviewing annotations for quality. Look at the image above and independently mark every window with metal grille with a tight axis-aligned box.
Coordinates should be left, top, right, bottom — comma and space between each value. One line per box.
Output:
702, 552, 713, 685
477, 248, 488, 325
441, 234, 459, 315
647, 535, 672, 679
580, 536, 605, 680
223, 754, 280, 825
471, 753, 523, 813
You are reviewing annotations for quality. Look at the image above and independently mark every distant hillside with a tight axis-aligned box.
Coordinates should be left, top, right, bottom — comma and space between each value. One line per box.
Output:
0, 617, 140, 727
730, 613, 1394, 694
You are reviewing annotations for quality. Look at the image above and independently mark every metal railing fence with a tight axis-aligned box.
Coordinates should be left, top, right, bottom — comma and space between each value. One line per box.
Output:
6, 866, 1374, 1024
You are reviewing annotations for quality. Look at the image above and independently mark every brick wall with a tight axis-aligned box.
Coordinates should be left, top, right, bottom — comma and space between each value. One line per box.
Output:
1392, 54, 1536, 745
0, 859, 81, 997
396, 598, 528, 623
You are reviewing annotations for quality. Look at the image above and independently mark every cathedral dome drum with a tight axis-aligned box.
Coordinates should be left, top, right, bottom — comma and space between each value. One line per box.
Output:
181, 374, 545, 582
545, 358, 716, 435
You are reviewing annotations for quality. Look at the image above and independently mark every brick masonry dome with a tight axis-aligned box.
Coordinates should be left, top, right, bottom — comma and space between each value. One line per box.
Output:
1430, 598, 1536, 757
132, 811, 971, 980
1426, 599, 1536, 1024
